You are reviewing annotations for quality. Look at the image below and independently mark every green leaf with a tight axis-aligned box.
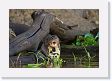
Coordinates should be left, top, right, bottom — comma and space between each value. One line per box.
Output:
84, 33, 94, 38
27, 64, 42, 68
76, 42, 81, 46
52, 57, 63, 68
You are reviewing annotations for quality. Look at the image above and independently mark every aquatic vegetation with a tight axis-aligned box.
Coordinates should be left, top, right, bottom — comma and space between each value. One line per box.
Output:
72, 33, 99, 46
73, 53, 77, 65
83, 46, 91, 67
52, 57, 63, 68
71, 33, 99, 68
23, 51, 63, 68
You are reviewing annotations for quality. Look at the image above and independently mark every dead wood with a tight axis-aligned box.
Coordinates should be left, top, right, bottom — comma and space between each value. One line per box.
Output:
9, 10, 54, 56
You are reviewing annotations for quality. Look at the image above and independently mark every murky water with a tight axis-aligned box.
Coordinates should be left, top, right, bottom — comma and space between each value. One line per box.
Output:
61, 57, 99, 68
61, 45, 99, 68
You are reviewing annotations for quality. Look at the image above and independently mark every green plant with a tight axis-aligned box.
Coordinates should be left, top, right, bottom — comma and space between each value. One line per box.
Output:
52, 57, 63, 68
73, 53, 77, 65
83, 46, 91, 67
27, 63, 45, 68
72, 33, 98, 46
24, 51, 47, 68
9, 52, 23, 68
23, 51, 63, 68
82, 33, 96, 46
16, 53, 22, 67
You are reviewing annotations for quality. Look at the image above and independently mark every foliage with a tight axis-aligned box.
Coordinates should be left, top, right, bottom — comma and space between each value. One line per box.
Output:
72, 33, 99, 46
27, 63, 44, 68
52, 57, 63, 68
71, 33, 99, 67
23, 51, 63, 68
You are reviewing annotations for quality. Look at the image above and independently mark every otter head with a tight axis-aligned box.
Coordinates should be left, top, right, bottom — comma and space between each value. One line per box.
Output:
48, 35, 60, 48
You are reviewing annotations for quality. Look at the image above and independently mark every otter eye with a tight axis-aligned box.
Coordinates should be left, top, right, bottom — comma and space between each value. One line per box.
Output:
53, 42, 56, 44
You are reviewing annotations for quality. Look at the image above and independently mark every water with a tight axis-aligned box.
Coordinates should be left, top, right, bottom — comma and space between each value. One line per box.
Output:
61, 45, 99, 68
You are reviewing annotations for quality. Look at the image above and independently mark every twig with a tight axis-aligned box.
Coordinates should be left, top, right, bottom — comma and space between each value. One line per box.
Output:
9, 58, 15, 68
16, 53, 22, 67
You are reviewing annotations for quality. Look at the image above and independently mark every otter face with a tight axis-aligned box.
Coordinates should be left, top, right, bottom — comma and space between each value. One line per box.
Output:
49, 39, 59, 48
44, 35, 60, 59
43, 35, 60, 58
48, 35, 60, 48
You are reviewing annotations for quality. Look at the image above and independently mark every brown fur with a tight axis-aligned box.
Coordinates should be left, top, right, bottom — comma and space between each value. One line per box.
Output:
41, 35, 60, 57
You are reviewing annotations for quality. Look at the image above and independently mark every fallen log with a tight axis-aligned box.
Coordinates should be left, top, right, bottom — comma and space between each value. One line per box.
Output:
9, 10, 54, 56
10, 11, 98, 43
50, 20, 98, 43
9, 54, 36, 68
9, 23, 31, 35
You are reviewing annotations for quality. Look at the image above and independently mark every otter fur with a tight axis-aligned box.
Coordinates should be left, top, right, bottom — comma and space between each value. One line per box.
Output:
41, 34, 60, 59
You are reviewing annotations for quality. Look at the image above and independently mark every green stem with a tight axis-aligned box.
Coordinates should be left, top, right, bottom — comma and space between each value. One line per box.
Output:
83, 46, 91, 67
73, 53, 77, 65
